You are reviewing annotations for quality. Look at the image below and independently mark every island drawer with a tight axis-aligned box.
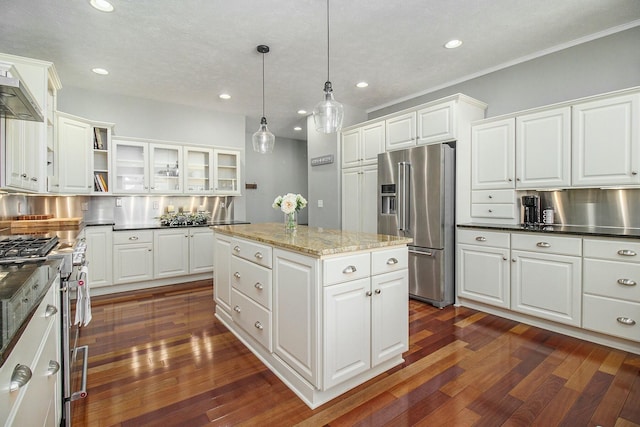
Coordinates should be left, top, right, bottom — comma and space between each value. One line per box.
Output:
113, 230, 153, 245
231, 288, 272, 351
231, 256, 272, 309
511, 233, 581, 256
231, 237, 273, 268
323, 253, 370, 286
583, 294, 640, 342
457, 229, 510, 248
371, 247, 408, 275
583, 238, 640, 262
583, 259, 640, 303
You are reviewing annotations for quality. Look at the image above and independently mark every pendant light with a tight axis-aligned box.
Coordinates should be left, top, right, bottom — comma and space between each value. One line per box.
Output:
252, 45, 275, 154
313, 0, 343, 134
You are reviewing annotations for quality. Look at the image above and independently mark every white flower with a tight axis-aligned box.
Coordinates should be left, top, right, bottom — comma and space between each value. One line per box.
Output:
280, 193, 298, 214
297, 194, 308, 209
272, 196, 283, 209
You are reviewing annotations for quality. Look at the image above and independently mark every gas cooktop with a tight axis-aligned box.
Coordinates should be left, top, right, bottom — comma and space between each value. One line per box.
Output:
0, 236, 59, 262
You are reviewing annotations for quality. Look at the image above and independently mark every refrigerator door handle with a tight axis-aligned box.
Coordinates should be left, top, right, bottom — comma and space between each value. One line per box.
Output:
397, 161, 410, 231
408, 248, 434, 257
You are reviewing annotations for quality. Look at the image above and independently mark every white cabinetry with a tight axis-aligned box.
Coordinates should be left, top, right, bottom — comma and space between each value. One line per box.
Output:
189, 227, 214, 274
341, 165, 377, 233
85, 226, 113, 288
55, 114, 93, 194
112, 230, 154, 284
154, 228, 190, 278
213, 149, 241, 195
4, 119, 43, 192
385, 112, 416, 151
149, 143, 182, 194
112, 139, 149, 193
457, 229, 510, 308
583, 238, 640, 342
341, 121, 384, 168
184, 145, 213, 194
471, 118, 515, 190
510, 233, 582, 327
214, 234, 233, 320
572, 93, 640, 187
417, 100, 456, 145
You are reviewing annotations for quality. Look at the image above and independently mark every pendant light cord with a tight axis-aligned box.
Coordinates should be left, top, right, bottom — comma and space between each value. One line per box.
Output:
326, 0, 330, 82
262, 52, 265, 117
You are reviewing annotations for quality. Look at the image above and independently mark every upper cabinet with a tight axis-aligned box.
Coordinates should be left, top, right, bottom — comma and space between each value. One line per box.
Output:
213, 149, 241, 195
112, 139, 149, 193
341, 121, 384, 168
184, 145, 213, 193
471, 118, 515, 190
417, 100, 456, 145
385, 112, 416, 151
572, 93, 640, 187
149, 143, 183, 194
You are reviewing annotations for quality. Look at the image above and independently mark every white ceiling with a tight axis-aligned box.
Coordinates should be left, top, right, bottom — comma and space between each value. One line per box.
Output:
1, 0, 639, 141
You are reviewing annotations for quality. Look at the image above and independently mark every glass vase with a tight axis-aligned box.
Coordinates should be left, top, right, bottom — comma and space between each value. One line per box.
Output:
284, 211, 297, 232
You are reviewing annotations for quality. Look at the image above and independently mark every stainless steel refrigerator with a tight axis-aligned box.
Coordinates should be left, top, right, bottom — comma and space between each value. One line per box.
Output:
378, 142, 455, 307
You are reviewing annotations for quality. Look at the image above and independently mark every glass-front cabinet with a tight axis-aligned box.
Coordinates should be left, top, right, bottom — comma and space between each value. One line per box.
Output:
149, 143, 182, 194
112, 139, 149, 193
184, 146, 213, 193
213, 149, 241, 195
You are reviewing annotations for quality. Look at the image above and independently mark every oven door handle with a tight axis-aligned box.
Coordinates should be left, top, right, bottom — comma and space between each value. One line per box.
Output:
70, 345, 89, 401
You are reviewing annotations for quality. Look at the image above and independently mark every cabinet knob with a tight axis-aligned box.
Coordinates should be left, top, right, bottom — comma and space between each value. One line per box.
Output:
632, 171, 638, 176
10, 364, 32, 392
503, 256, 507, 261
32, 177, 39, 182
233, 305, 241, 313
254, 282, 264, 290
386, 257, 398, 265
233, 272, 241, 279
21, 173, 27, 178
343, 265, 357, 274
129, 236, 139, 241
488, 195, 492, 199
617, 317, 636, 326
512, 258, 516, 262
508, 178, 513, 182
475, 236, 487, 242
366, 290, 372, 297
488, 209, 493, 213
44, 304, 58, 318
254, 252, 263, 260
617, 279, 637, 286
375, 289, 381, 294
254, 321, 264, 330
46, 360, 60, 376
618, 249, 637, 256
233, 246, 241, 253
536, 242, 551, 248
516, 178, 520, 182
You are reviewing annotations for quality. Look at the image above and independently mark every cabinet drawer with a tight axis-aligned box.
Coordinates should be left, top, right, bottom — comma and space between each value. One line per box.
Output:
231, 238, 272, 268
583, 259, 640, 303
583, 294, 640, 342
457, 229, 510, 248
583, 238, 640, 262
511, 233, 581, 256
323, 253, 370, 286
231, 256, 272, 309
231, 288, 272, 351
113, 230, 153, 245
471, 203, 517, 220
371, 247, 408, 276
471, 190, 516, 204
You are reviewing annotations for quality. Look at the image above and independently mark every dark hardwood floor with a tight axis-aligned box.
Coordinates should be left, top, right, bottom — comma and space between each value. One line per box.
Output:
72, 280, 640, 427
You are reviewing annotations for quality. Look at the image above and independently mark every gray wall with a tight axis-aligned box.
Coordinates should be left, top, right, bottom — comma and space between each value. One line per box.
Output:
56, 86, 247, 220
371, 26, 640, 120
244, 134, 308, 225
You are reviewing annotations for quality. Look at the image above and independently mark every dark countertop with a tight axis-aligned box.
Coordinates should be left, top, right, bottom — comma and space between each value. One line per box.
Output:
113, 220, 249, 231
458, 223, 640, 239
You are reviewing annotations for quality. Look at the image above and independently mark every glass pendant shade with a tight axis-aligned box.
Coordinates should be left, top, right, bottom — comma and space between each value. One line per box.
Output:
313, 81, 344, 133
252, 117, 275, 154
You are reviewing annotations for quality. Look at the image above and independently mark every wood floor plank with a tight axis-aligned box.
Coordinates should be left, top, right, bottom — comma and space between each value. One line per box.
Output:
592, 359, 640, 426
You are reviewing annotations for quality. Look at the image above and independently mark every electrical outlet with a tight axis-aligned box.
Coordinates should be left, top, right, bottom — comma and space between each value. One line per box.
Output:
115, 198, 122, 207
81, 202, 89, 211
317, 199, 323, 208
220, 201, 226, 208
153, 201, 159, 209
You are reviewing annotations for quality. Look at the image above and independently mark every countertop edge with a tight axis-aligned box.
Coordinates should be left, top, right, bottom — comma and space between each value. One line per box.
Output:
458, 223, 640, 239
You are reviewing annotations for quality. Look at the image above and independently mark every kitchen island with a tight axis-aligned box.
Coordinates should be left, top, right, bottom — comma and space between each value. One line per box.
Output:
211, 223, 412, 408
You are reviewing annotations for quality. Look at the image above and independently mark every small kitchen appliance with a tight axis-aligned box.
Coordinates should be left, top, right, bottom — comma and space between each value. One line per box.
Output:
522, 195, 540, 225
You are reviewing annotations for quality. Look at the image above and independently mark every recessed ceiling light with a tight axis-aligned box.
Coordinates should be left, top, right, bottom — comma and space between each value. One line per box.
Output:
89, 0, 114, 12
294, 126, 302, 131
444, 39, 463, 49
219, 93, 231, 100
356, 82, 369, 88
297, 110, 307, 115
92, 67, 109, 75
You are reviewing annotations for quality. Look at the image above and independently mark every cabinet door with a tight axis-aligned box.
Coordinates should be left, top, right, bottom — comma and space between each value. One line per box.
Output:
23, 121, 45, 192
213, 149, 241, 195
5, 119, 27, 188
184, 146, 213, 194
190, 228, 214, 274
511, 250, 582, 326
385, 112, 416, 151
273, 249, 318, 386
57, 115, 93, 193
457, 244, 510, 308
154, 228, 190, 278
214, 235, 232, 313
341, 128, 361, 168
113, 243, 154, 284
371, 270, 408, 366
341, 168, 361, 233
361, 165, 378, 234
85, 226, 113, 288
471, 119, 515, 190
323, 277, 371, 389
572, 93, 640, 186
361, 121, 385, 164
516, 107, 571, 189
150, 143, 183, 194
417, 100, 455, 145
112, 140, 149, 193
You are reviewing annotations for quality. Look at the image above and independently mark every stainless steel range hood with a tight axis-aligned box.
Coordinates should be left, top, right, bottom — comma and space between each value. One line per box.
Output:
0, 64, 44, 122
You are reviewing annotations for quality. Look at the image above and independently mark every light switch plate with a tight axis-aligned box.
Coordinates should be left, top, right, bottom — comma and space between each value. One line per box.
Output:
115, 198, 122, 207
318, 199, 323, 208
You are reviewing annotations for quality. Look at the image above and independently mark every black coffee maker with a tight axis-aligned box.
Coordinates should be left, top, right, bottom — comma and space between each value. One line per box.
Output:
522, 195, 540, 225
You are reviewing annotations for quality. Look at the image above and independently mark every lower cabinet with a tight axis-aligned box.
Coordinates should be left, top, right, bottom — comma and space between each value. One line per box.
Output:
113, 230, 154, 284
85, 225, 113, 288
154, 228, 190, 278
213, 234, 232, 315
189, 227, 214, 274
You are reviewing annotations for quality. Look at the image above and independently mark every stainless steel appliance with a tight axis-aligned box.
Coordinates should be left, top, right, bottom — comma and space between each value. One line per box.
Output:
378, 143, 455, 307
522, 195, 540, 225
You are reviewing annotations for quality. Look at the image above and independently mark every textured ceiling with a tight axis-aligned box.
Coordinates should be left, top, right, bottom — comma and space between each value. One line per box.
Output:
1, 0, 639, 141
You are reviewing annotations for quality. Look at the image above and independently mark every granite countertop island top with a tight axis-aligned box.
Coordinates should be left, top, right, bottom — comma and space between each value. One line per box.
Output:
211, 223, 412, 257
458, 222, 640, 239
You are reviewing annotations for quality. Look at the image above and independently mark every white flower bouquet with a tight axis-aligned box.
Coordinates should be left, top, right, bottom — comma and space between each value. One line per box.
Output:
273, 193, 307, 231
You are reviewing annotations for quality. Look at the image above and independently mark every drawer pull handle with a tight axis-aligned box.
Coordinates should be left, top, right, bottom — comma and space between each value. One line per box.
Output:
10, 364, 32, 392
254, 321, 264, 330
343, 265, 357, 274
618, 279, 637, 286
233, 272, 241, 279
375, 289, 381, 294
386, 257, 398, 265
366, 290, 372, 297
46, 360, 60, 376
128, 236, 139, 241
488, 195, 492, 199
616, 317, 636, 326
233, 305, 241, 313
254, 252, 263, 260
488, 209, 493, 213
44, 304, 58, 318
254, 282, 264, 290
618, 249, 637, 256
536, 242, 551, 248
233, 245, 241, 252
475, 236, 486, 242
